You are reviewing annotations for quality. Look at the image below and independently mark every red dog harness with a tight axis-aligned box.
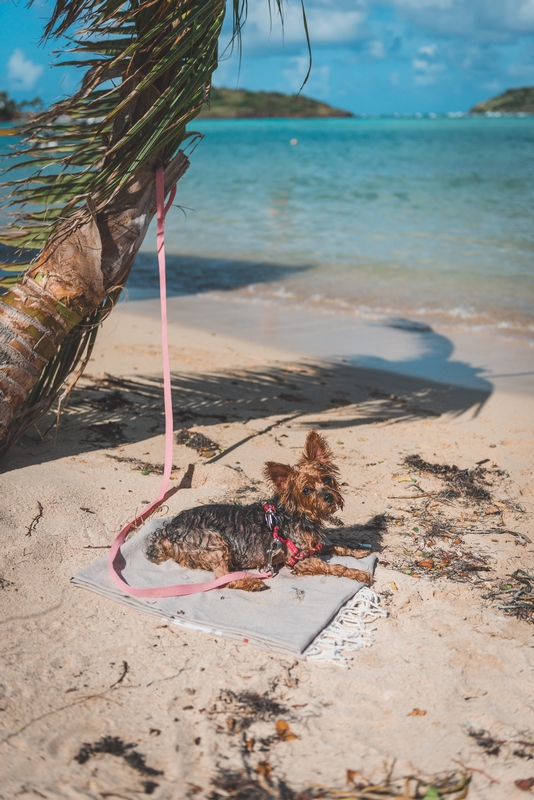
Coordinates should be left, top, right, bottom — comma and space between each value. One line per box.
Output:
263, 503, 323, 569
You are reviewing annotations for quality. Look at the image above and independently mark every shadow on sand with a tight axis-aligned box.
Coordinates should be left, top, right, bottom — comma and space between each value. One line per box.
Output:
1, 245, 310, 298
127, 252, 310, 299
5, 358, 491, 472
350, 324, 494, 393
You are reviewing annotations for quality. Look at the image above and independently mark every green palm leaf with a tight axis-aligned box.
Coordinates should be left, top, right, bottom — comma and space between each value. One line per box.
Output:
0, 0, 309, 454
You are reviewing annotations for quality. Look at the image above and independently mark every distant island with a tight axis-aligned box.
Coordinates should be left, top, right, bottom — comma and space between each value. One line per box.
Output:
0, 91, 41, 122
471, 86, 534, 114
199, 87, 353, 119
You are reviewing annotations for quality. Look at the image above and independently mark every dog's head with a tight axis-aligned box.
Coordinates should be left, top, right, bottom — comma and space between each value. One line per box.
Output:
264, 430, 344, 521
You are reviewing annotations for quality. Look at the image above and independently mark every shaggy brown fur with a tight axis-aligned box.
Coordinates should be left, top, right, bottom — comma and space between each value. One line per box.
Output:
146, 430, 373, 590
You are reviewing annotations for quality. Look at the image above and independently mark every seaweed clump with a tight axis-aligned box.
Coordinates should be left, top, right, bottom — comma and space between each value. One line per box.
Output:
482, 569, 534, 623
75, 735, 163, 784
213, 690, 292, 733
207, 766, 471, 800
176, 427, 221, 456
403, 454, 504, 501
468, 727, 534, 761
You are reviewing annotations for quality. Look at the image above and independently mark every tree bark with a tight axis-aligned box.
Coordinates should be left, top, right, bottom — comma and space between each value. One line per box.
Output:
0, 151, 189, 450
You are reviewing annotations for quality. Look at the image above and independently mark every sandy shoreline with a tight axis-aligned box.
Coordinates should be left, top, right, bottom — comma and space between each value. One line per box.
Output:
127, 292, 534, 395
1, 296, 533, 799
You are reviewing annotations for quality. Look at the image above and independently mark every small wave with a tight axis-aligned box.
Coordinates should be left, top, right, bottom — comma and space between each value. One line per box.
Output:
201, 283, 534, 346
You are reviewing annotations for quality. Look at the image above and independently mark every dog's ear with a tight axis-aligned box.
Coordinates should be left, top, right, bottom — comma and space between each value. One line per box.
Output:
302, 430, 333, 465
264, 461, 294, 491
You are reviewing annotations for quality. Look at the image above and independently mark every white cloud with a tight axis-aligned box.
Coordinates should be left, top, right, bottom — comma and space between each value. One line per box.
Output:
412, 55, 446, 85
231, 1, 368, 53
7, 49, 43, 90
384, 0, 534, 38
369, 40, 386, 58
418, 43, 438, 56
225, 0, 534, 68
507, 57, 534, 79
215, 0, 534, 107
391, 0, 453, 8
483, 78, 502, 93
283, 55, 331, 96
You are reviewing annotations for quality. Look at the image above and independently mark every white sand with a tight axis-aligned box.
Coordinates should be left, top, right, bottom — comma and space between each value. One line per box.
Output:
1, 298, 533, 799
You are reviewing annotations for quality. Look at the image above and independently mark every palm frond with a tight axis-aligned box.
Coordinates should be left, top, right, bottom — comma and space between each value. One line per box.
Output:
0, 0, 309, 264
0, 0, 227, 256
0, 0, 311, 454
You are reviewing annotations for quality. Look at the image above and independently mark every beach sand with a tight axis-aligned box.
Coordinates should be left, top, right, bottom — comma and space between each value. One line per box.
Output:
1, 297, 533, 799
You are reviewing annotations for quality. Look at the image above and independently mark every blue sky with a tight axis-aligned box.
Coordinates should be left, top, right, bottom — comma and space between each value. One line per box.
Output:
1, 0, 534, 114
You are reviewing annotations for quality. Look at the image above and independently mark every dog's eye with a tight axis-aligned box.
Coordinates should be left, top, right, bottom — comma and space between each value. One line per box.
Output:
322, 476, 332, 485
303, 487, 314, 495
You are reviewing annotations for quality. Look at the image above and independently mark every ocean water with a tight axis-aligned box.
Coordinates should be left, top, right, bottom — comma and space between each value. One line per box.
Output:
131, 117, 534, 344
2, 118, 533, 345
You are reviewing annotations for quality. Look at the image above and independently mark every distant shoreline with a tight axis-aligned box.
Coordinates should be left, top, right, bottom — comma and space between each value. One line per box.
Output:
2, 113, 533, 137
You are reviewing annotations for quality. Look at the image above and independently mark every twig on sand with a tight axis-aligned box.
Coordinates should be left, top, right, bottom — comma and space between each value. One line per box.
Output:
0, 692, 120, 747
82, 544, 111, 549
388, 493, 436, 500
110, 660, 129, 689
452, 758, 499, 785
206, 413, 304, 464
25, 502, 43, 536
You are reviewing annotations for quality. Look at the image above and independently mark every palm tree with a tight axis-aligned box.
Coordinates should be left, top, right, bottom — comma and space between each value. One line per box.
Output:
0, 0, 307, 457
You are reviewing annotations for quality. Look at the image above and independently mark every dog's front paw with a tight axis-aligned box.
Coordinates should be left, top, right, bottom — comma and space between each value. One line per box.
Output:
226, 578, 267, 592
353, 569, 373, 586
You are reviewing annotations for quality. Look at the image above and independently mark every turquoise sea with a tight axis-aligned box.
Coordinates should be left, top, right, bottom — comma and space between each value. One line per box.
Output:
2, 117, 533, 345
132, 117, 534, 345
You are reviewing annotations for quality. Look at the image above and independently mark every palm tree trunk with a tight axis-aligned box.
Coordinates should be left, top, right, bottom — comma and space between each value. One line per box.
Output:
0, 152, 189, 453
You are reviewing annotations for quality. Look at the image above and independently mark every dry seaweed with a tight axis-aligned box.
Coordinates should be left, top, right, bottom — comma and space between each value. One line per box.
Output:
212, 690, 292, 734
383, 453, 533, 619
88, 389, 133, 412
106, 453, 177, 475
403, 454, 504, 502
74, 735, 163, 780
207, 766, 471, 799
468, 728, 534, 761
176, 427, 221, 456
482, 570, 534, 622
391, 546, 491, 583
84, 421, 128, 445
468, 729, 505, 756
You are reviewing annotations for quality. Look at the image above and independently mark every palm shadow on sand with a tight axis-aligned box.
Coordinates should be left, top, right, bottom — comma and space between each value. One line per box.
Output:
6, 357, 491, 468
349, 321, 493, 394
126, 251, 310, 298
4, 354, 493, 554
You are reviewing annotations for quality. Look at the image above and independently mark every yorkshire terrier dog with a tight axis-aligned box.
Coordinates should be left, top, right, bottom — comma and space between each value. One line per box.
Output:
146, 430, 372, 591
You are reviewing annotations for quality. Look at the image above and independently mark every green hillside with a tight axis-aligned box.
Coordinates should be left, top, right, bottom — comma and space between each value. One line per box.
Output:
199, 87, 353, 119
471, 86, 534, 114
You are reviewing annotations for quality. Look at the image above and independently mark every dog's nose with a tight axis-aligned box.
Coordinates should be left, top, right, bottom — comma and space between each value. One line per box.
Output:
324, 493, 334, 503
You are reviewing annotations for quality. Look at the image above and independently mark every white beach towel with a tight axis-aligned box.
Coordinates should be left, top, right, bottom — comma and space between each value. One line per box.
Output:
72, 517, 379, 658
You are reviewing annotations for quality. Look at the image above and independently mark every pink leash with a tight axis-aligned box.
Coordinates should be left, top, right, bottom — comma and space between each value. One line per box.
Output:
108, 165, 271, 597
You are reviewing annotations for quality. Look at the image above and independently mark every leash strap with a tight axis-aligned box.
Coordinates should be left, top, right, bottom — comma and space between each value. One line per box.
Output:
108, 166, 270, 597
